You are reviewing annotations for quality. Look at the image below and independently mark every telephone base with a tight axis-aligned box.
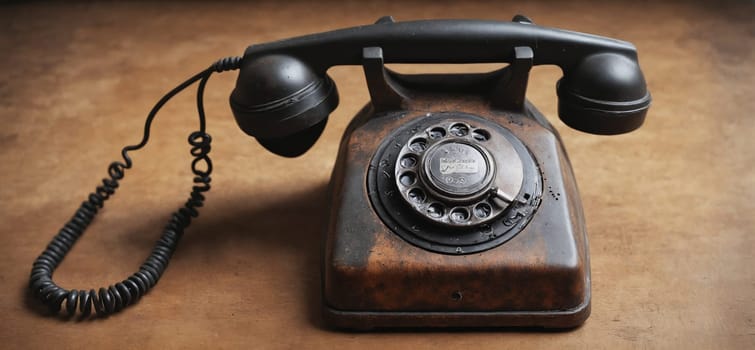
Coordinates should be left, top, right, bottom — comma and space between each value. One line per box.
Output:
322, 99, 592, 330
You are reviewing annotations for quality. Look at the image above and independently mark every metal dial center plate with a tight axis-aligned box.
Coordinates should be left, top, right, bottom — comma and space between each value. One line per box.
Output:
423, 141, 492, 197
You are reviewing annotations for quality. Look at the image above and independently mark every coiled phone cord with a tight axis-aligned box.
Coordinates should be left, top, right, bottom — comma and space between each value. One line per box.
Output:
28, 56, 242, 318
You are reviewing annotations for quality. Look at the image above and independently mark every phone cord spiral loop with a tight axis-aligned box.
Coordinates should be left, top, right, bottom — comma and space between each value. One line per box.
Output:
28, 56, 241, 318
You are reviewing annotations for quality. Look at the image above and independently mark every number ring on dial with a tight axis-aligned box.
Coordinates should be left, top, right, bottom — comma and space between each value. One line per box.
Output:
393, 120, 522, 228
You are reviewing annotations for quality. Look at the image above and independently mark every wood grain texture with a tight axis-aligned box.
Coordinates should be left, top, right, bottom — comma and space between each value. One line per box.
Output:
0, 1, 752, 349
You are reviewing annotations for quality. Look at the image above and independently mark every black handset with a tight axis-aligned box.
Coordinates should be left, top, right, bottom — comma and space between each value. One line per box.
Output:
29, 16, 650, 328
230, 18, 649, 156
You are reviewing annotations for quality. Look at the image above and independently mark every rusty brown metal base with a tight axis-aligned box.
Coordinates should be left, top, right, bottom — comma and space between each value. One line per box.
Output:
322, 86, 592, 330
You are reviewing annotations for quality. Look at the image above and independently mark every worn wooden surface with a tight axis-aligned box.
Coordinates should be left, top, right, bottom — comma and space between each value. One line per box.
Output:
0, 1, 752, 349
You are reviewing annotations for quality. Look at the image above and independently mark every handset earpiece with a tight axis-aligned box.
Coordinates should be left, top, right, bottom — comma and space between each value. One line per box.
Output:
556, 53, 651, 135
229, 55, 339, 157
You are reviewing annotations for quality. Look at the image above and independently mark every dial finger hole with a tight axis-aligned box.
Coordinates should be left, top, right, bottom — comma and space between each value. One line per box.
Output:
400, 154, 417, 168
407, 188, 426, 203
428, 127, 446, 139
409, 138, 428, 152
473, 202, 492, 218
450, 207, 470, 223
399, 172, 417, 186
449, 123, 469, 137
427, 203, 445, 218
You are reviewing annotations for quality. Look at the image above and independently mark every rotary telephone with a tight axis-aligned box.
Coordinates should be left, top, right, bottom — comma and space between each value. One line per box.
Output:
29, 16, 650, 329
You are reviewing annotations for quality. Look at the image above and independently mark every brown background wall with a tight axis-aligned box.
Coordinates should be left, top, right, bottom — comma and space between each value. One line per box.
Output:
0, 1, 752, 349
